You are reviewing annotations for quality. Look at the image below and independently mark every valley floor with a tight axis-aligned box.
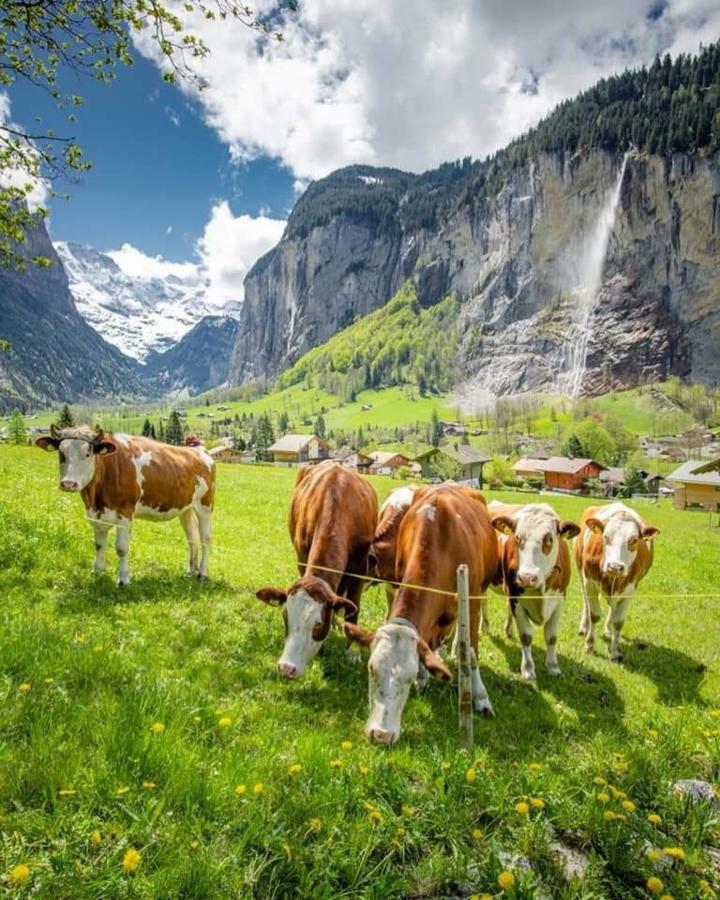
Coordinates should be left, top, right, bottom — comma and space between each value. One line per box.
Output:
0, 450, 718, 898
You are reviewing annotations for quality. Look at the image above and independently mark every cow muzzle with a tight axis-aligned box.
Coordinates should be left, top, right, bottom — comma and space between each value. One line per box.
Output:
60, 480, 79, 492
517, 570, 541, 587
277, 661, 299, 679
368, 728, 397, 745
604, 562, 626, 577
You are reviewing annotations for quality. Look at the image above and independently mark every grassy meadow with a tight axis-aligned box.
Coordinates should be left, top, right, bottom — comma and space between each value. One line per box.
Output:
0, 446, 718, 898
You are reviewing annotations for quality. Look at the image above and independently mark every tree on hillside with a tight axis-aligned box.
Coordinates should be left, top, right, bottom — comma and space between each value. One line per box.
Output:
0, 0, 295, 267
255, 414, 275, 461
278, 411, 289, 434
430, 409, 443, 448
562, 433, 585, 459
9, 408, 26, 445
314, 414, 326, 439
165, 411, 184, 446
562, 419, 618, 465
141, 418, 156, 439
58, 404, 74, 428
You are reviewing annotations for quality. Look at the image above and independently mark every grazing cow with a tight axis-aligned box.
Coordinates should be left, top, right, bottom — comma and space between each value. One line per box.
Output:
36, 424, 215, 583
256, 460, 378, 679
345, 484, 498, 744
576, 501, 659, 660
368, 485, 418, 609
489, 501, 580, 679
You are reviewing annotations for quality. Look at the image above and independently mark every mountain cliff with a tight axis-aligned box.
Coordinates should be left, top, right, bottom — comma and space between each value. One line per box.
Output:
229, 45, 720, 399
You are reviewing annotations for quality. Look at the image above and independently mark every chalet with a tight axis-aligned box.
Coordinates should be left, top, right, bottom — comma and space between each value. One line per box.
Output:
540, 457, 607, 491
367, 451, 411, 476
208, 445, 250, 464
600, 467, 665, 496
268, 434, 330, 466
415, 445, 490, 487
343, 451, 373, 471
512, 458, 546, 478
667, 459, 720, 511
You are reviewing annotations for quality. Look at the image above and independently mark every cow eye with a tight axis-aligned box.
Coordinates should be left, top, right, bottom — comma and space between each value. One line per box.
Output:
542, 534, 553, 554
628, 538, 638, 550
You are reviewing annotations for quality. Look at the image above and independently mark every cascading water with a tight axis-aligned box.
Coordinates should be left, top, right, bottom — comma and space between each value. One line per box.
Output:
553, 151, 631, 397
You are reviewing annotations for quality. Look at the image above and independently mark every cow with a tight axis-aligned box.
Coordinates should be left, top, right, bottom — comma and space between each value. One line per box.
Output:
36, 424, 215, 583
344, 483, 499, 745
368, 485, 418, 610
255, 460, 378, 679
489, 501, 580, 679
576, 501, 659, 661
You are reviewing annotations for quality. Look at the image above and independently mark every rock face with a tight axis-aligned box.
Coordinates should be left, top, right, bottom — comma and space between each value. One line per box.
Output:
0, 221, 145, 412
229, 150, 719, 399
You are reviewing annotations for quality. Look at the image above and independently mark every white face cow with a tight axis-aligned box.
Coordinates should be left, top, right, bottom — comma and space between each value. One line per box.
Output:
36, 425, 116, 492
256, 576, 357, 679
492, 504, 580, 588
586, 510, 660, 578
344, 620, 451, 744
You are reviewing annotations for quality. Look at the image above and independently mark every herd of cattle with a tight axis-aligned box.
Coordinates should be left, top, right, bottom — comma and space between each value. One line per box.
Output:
37, 425, 660, 745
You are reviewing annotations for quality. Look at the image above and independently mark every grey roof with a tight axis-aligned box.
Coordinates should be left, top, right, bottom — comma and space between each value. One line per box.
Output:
416, 445, 490, 465
667, 460, 720, 486
540, 457, 607, 474
691, 457, 720, 475
268, 434, 318, 453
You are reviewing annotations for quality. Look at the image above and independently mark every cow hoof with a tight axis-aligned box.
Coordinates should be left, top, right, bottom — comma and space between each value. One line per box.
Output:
504, 628, 514, 641
197, 574, 207, 583
116, 579, 130, 587
578, 625, 588, 637
584, 642, 594, 654
611, 653, 624, 663
474, 700, 495, 718
547, 666, 561, 677
521, 670, 536, 681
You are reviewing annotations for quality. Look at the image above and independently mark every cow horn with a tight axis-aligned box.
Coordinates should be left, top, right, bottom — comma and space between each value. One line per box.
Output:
50, 423, 61, 438
93, 424, 104, 440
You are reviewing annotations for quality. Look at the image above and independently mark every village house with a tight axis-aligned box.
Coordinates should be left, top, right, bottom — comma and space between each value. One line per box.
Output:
208, 445, 252, 464
415, 445, 490, 487
343, 450, 373, 471
367, 450, 411, 476
512, 457, 547, 478
267, 434, 330, 466
666, 459, 720, 511
599, 467, 665, 496
513, 457, 607, 491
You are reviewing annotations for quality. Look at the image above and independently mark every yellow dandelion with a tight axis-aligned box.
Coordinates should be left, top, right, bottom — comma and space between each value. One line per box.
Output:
218, 716, 232, 728
341, 740, 353, 751
498, 870, 515, 889
597, 792, 610, 803
308, 817, 322, 832
615, 814, 627, 821
530, 797, 545, 809
142, 781, 156, 790
93, 644, 104, 653
699, 880, 713, 895
465, 768, 476, 783
288, 764, 303, 776
395, 826, 406, 837
18, 682, 31, 693
528, 762, 543, 772
647, 876, 664, 894
90, 829, 101, 846
592, 775, 607, 785
609, 786, 627, 799
603, 810, 617, 821
615, 762, 629, 772
43, 677, 54, 685
662, 847, 685, 860
659, 894, 674, 900
647, 848, 662, 862
116, 786, 130, 796
647, 728, 659, 738
514, 801, 530, 815
329, 758, 344, 768
648, 813, 662, 825
122, 848, 142, 873
193, 715, 201, 722
150, 722, 165, 734
710, 710, 720, 718
189, 840, 200, 850
362, 800, 375, 812
9, 864, 31, 885
252, 782, 263, 795
58, 788, 77, 797
621, 800, 636, 812
358, 764, 369, 775
401, 804, 415, 817
441, 761, 451, 771
73, 633, 85, 643
368, 809, 383, 825
234, 783, 246, 796
471, 827, 483, 840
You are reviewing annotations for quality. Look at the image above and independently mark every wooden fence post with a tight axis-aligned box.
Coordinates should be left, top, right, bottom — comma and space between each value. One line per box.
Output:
456, 563, 474, 753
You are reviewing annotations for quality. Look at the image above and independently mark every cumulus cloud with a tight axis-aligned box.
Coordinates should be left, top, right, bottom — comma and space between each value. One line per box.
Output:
0, 93, 49, 211
134, 0, 720, 178
108, 202, 285, 308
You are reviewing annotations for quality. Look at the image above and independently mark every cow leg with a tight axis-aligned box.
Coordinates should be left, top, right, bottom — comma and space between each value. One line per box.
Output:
580, 576, 601, 654
543, 597, 563, 676
514, 603, 536, 680
479, 594, 490, 635
196, 504, 212, 580
384, 584, 396, 617
469, 647, 494, 717
504, 597, 515, 640
415, 660, 429, 691
344, 576, 364, 665
180, 509, 200, 576
115, 519, 132, 586
91, 522, 110, 575
607, 595, 632, 661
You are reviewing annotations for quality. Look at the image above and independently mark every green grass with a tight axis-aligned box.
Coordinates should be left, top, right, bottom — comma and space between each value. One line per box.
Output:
0, 447, 719, 897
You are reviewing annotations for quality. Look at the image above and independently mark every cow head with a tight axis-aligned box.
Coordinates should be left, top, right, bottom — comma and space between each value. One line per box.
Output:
492, 504, 580, 589
586, 511, 659, 578
36, 424, 117, 492
256, 575, 357, 679
344, 620, 451, 745
369, 486, 418, 582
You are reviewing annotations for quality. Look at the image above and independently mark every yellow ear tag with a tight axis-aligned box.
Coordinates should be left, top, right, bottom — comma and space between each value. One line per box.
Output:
349, 641, 362, 654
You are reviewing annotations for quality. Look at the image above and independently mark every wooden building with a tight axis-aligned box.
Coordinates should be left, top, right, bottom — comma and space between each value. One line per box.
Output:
667, 460, 720, 511
367, 451, 411, 475
268, 434, 330, 466
415, 445, 490, 487
208, 445, 246, 463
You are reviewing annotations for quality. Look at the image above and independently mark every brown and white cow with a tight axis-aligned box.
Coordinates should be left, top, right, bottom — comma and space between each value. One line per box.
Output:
489, 501, 580, 679
576, 501, 659, 661
345, 483, 499, 744
368, 485, 418, 609
36, 424, 215, 583
256, 460, 378, 679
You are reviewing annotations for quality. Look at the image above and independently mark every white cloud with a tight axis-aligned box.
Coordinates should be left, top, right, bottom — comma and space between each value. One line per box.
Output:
107, 202, 285, 308
0, 93, 49, 211
134, 0, 720, 179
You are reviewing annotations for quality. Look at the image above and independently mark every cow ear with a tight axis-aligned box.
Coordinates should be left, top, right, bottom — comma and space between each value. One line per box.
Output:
586, 517, 605, 535
256, 587, 288, 607
94, 440, 116, 456
641, 525, 660, 541
558, 520, 581, 539
343, 622, 375, 647
491, 514, 516, 536
418, 641, 452, 682
36, 436, 59, 452
330, 595, 358, 617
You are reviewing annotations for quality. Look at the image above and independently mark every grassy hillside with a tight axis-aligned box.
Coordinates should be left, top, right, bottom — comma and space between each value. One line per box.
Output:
0, 447, 718, 897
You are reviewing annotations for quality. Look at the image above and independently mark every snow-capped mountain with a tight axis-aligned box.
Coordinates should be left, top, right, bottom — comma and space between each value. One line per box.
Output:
55, 241, 241, 361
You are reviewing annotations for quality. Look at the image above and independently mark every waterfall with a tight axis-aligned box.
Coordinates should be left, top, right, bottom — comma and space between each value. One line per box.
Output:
554, 151, 630, 397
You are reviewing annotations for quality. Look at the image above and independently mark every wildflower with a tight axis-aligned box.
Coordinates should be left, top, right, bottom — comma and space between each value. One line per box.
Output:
358, 764, 369, 776
596, 792, 610, 803
218, 716, 232, 728
647, 848, 662, 862
659, 895, 674, 900
122, 848, 142, 873
530, 797, 545, 809
308, 817, 322, 832
90, 830, 101, 846
647, 728, 659, 738
471, 827, 483, 840
396, 826, 406, 837
252, 782, 263, 795
603, 810, 617, 821
73, 633, 85, 643
9, 864, 30, 885
362, 800, 375, 812
18, 683, 31, 693
615, 761, 629, 772
498, 870, 515, 889
609, 786, 627, 799
465, 767, 476, 783
401, 804, 415, 817
621, 800, 636, 812
711, 710, 720, 718
441, 761, 451, 771
43, 677, 54, 685
190, 840, 200, 850
58, 788, 77, 797
234, 784, 246, 796
329, 758, 344, 769
150, 722, 165, 734
699, 880, 713, 895
142, 781, 156, 790
116, 786, 130, 796
528, 762, 543, 772
592, 775, 606, 785
368, 809, 383, 825
288, 764, 302, 776
647, 876, 664, 894
341, 740, 353, 751
662, 847, 685, 860
647, 813, 662, 825
514, 801, 530, 815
